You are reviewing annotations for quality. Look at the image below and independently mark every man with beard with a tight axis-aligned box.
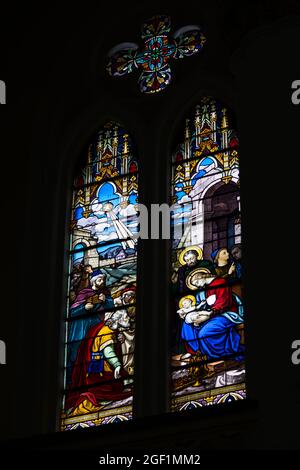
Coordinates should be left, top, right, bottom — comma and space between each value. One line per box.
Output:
172, 246, 215, 293
171, 247, 215, 355
69, 264, 93, 303
181, 269, 244, 362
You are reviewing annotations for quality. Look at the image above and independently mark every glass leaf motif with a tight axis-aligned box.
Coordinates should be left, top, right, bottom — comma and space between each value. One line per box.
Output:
107, 15, 206, 94
107, 46, 139, 77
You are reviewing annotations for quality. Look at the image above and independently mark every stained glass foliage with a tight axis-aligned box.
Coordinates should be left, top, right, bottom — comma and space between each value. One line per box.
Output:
107, 15, 206, 94
170, 97, 245, 412
61, 122, 138, 431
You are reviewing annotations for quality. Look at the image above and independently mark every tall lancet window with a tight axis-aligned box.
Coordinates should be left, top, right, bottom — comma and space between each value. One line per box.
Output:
170, 97, 245, 412
61, 121, 138, 431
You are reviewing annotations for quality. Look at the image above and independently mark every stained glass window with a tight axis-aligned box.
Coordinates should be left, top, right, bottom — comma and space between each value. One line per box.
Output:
61, 121, 138, 431
107, 15, 206, 94
170, 97, 246, 411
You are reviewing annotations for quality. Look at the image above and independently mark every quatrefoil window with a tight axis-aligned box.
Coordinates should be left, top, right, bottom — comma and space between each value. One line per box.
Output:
107, 15, 206, 94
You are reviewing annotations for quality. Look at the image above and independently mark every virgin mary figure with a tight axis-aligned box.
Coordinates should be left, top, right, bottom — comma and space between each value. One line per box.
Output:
181, 268, 244, 362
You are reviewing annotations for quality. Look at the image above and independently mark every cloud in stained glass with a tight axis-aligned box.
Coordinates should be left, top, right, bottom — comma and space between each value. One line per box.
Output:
75, 182, 138, 247
169, 97, 245, 414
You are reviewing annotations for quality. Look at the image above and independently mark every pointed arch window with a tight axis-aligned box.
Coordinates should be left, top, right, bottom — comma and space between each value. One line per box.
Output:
61, 121, 138, 431
170, 97, 246, 411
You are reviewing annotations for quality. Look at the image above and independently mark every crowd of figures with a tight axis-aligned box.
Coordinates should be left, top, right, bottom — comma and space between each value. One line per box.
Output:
65, 262, 136, 417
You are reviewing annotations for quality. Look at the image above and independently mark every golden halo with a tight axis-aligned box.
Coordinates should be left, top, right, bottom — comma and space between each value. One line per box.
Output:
186, 267, 212, 291
102, 202, 114, 213
178, 246, 203, 266
179, 295, 196, 309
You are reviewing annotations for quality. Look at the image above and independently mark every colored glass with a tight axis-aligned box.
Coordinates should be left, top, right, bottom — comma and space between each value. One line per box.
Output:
170, 97, 246, 412
61, 122, 138, 431
107, 15, 206, 94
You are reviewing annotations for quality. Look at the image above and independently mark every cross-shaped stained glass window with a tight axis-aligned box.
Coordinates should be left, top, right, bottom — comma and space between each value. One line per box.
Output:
107, 15, 206, 94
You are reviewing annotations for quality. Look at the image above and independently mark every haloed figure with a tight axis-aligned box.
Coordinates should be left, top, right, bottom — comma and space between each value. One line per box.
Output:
230, 244, 242, 279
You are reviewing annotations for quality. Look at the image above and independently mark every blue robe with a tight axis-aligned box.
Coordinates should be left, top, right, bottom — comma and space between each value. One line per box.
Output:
181, 290, 244, 361
67, 295, 114, 377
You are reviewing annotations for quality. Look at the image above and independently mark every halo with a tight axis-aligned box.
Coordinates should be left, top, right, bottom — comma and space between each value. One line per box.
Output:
186, 267, 212, 291
179, 295, 196, 309
178, 246, 203, 266
91, 275, 105, 285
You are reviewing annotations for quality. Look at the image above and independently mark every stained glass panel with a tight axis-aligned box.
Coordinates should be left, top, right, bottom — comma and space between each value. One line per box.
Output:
107, 15, 206, 94
61, 121, 138, 431
170, 97, 246, 412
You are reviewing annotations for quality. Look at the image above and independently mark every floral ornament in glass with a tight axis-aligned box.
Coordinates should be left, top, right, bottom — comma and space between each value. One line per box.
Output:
107, 15, 206, 94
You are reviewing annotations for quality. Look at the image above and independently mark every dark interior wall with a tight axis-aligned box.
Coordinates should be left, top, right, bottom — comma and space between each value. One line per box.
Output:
0, 0, 300, 449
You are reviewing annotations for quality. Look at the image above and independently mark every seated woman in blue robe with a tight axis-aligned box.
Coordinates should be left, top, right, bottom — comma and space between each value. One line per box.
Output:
181, 270, 244, 362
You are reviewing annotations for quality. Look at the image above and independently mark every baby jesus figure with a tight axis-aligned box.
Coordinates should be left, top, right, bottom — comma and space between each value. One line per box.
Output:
177, 295, 212, 326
